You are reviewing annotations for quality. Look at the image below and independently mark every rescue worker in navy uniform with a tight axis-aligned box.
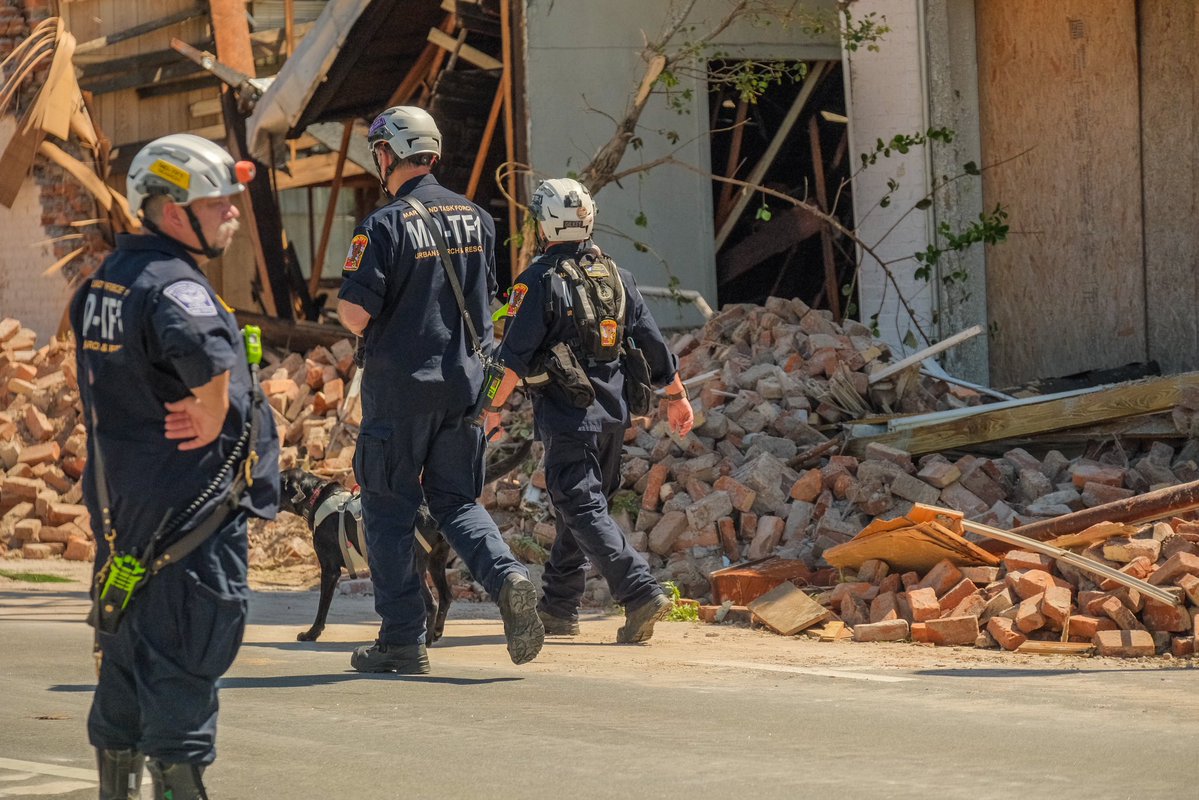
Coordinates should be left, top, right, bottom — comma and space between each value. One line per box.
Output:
485, 178, 695, 643
71, 134, 280, 800
336, 106, 544, 674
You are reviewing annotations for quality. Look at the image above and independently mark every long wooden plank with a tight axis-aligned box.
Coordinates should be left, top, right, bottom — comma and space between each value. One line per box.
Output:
869, 325, 983, 384
74, 5, 208, 55
1012, 478, 1199, 542
427, 27, 501, 70
845, 372, 1199, 456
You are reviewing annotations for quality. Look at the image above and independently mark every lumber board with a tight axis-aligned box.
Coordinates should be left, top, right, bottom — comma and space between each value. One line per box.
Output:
1014, 641, 1095, 656
426, 27, 501, 70
845, 372, 1199, 456
869, 325, 983, 384
746, 581, 829, 636
1011, 478, 1199, 542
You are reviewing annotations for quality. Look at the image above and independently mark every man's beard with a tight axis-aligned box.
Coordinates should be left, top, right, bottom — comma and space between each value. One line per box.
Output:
213, 218, 240, 249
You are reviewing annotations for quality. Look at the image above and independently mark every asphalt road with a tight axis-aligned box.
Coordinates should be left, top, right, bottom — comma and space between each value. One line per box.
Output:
2, 582, 1197, 799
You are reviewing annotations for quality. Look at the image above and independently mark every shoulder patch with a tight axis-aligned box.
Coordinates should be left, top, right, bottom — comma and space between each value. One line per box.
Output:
343, 233, 369, 272
162, 281, 218, 317
507, 283, 528, 316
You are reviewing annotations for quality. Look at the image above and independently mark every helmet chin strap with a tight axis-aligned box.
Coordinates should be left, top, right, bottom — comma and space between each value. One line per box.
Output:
140, 204, 225, 258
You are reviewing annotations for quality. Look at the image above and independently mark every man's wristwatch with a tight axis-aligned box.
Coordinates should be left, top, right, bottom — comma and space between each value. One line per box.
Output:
662, 386, 688, 402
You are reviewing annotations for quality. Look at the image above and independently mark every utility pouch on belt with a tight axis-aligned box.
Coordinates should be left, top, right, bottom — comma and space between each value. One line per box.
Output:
543, 341, 595, 409
622, 338, 654, 416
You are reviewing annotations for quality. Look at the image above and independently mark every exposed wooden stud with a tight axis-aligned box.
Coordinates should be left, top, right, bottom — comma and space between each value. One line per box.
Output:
74, 5, 208, 55
466, 82, 504, 200
310, 121, 353, 298
714, 98, 748, 230
427, 27, 501, 71
868, 325, 983, 384
714, 61, 829, 252
808, 114, 840, 320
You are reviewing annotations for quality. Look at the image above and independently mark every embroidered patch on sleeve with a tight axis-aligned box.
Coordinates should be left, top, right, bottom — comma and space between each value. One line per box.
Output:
507, 283, 528, 316
163, 281, 218, 317
343, 233, 369, 272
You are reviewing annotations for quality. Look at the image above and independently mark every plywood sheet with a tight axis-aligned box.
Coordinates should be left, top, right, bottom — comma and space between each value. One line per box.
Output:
977, 1, 1145, 385
1139, 0, 1199, 374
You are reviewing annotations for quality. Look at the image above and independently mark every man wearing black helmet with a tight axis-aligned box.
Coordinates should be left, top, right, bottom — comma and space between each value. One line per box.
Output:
72, 133, 280, 799
336, 106, 544, 674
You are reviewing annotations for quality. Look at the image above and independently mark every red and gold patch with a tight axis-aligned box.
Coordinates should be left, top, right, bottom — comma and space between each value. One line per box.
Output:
507, 283, 528, 316
600, 318, 618, 348
343, 233, 369, 272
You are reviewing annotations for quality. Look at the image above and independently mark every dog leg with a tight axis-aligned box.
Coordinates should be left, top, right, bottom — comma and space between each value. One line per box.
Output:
430, 540, 453, 644
298, 560, 340, 642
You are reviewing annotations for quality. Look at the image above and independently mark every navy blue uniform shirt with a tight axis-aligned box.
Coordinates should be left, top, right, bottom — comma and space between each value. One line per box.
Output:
70, 233, 280, 557
338, 174, 498, 424
496, 240, 678, 435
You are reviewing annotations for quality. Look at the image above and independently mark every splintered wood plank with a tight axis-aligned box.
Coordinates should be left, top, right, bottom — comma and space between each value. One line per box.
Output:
1015, 641, 1095, 656
746, 581, 829, 636
846, 372, 1199, 456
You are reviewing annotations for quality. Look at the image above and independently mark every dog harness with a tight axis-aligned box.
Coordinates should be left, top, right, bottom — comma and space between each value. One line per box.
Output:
313, 490, 371, 579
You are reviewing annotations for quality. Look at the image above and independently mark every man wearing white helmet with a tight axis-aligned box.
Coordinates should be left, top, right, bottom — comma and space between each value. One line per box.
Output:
484, 177, 694, 644
336, 106, 544, 673
71, 133, 280, 799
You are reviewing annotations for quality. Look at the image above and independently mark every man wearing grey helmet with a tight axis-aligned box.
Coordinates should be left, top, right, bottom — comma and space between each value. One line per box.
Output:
336, 106, 544, 674
72, 133, 279, 799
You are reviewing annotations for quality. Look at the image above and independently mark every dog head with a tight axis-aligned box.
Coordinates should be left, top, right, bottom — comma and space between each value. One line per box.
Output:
279, 468, 334, 520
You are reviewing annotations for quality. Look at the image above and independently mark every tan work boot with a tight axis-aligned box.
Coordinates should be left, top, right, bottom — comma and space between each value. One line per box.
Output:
616, 593, 671, 643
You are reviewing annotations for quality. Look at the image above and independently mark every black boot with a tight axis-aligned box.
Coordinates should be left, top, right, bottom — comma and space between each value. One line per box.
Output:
147, 759, 208, 800
96, 748, 144, 800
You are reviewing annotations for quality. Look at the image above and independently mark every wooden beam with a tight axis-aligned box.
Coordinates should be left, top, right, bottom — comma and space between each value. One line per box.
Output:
845, 371, 1199, 456
426, 27, 501, 70
1011, 479, 1199, 542
808, 114, 840, 320
272, 152, 366, 191
74, 5, 207, 55
714, 98, 747, 230
500, 0, 519, 283
310, 122, 353, 298
714, 60, 828, 252
466, 82, 504, 199
869, 325, 984, 384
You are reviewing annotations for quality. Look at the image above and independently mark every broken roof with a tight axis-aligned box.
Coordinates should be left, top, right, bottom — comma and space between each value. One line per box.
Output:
247, 0, 442, 161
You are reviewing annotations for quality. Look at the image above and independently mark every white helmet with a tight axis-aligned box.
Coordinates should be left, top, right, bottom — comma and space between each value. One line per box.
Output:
367, 106, 442, 160
530, 178, 595, 243
126, 133, 253, 213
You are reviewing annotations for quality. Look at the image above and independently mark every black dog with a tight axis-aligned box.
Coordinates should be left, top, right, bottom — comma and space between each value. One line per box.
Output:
279, 440, 531, 644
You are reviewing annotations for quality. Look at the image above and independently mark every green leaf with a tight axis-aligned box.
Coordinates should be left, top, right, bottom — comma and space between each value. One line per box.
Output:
633, 241, 648, 253
634, 212, 648, 228
964, 161, 980, 176
755, 206, 772, 222
915, 198, 933, 210
902, 330, 918, 349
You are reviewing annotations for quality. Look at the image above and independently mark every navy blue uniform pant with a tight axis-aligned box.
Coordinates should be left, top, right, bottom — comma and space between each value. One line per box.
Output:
88, 512, 249, 765
539, 429, 662, 618
354, 408, 528, 646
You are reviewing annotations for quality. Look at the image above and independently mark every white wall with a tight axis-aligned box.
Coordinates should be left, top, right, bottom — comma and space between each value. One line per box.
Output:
523, 0, 840, 328
844, 0, 935, 353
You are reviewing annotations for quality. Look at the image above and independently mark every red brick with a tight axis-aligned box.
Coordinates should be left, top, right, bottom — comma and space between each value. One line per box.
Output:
829, 582, 879, 604
878, 572, 902, 594
959, 566, 1000, 584
1093, 629, 1155, 657
22, 404, 53, 441
852, 619, 909, 642
906, 587, 941, 622
1014, 569, 1060, 600
641, 464, 670, 511
938, 483, 988, 516
910, 622, 934, 643
1099, 556, 1155, 590
21, 542, 54, 559
916, 460, 960, 489
1065, 614, 1111, 639
16, 440, 59, 466
1102, 537, 1161, 564
13, 518, 41, 542
1176, 573, 1199, 606
1097, 596, 1142, 631
1148, 552, 1199, 585
1081, 481, 1135, 507
2, 475, 45, 501
863, 442, 913, 471
946, 591, 986, 619
675, 526, 720, 551
1141, 599, 1193, 633
988, 617, 1027, 650
47, 502, 87, 525
1016, 593, 1047, 633
712, 476, 755, 511
917, 560, 963, 596
900, 571, 920, 590
717, 517, 740, 562
1039, 585, 1073, 627
938, 578, 978, 610
857, 559, 889, 585
738, 512, 758, 541
869, 591, 900, 623
64, 535, 95, 562
1002, 550, 1054, 573
747, 516, 784, 560
789, 469, 823, 502
923, 615, 980, 646
1070, 462, 1126, 489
